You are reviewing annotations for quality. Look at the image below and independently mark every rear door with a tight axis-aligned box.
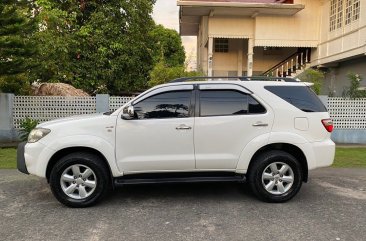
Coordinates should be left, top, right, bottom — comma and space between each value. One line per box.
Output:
194, 84, 274, 170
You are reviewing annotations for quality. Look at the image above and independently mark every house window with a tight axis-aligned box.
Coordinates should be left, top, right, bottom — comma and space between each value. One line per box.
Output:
329, 0, 337, 31
345, 0, 361, 25
345, 0, 353, 25
330, 0, 361, 31
329, 0, 344, 31
214, 39, 229, 53
336, 0, 343, 29
353, 0, 360, 21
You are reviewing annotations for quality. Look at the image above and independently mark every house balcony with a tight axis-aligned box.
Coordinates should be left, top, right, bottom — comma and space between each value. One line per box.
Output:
198, 37, 312, 78
178, 0, 304, 36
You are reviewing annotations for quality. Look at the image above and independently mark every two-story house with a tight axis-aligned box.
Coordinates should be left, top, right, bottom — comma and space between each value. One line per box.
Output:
178, 0, 365, 95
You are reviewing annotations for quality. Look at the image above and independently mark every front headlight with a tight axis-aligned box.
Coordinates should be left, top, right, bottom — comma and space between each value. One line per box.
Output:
28, 128, 51, 143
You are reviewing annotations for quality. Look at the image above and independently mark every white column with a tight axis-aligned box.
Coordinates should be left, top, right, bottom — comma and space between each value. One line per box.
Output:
237, 40, 243, 76
247, 38, 254, 77
208, 37, 213, 77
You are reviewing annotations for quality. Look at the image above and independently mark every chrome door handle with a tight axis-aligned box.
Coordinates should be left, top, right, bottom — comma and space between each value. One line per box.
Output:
252, 122, 268, 127
176, 125, 192, 130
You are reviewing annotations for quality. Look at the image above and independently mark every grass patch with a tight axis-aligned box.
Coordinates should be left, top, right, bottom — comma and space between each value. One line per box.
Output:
333, 147, 366, 168
0, 147, 17, 169
0, 147, 365, 169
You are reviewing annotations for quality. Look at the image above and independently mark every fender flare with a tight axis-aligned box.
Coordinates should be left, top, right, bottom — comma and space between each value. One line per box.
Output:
236, 132, 309, 171
39, 135, 121, 178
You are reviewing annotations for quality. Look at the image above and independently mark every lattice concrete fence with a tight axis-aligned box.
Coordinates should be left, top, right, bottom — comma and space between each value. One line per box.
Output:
327, 97, 366, 130
326, 97, 366, 144
13, 96, 96, 129
11, 95, 133, 129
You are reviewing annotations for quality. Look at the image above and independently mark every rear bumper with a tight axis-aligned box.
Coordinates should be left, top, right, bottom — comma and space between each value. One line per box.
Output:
17, 142, 29, 174
300, 139, 335, 170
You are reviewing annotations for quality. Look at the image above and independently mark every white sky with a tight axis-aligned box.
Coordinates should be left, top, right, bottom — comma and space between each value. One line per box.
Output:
153, 0, 197, 70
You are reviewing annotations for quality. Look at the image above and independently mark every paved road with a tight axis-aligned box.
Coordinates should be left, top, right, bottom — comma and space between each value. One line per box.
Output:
0, 168, 365, 241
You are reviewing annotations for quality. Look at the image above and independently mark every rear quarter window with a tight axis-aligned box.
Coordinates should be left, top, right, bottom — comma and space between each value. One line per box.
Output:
264, 86, 327, 112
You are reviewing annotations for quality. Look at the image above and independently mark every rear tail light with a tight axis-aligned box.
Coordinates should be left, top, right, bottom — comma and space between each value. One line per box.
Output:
322, 119, 334, 132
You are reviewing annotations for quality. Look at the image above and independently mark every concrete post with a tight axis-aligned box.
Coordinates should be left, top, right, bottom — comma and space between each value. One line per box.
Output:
247, 38, 254, 77
96, 94, 110, 113
208, 37, 213, 77
0, 93, 16, 142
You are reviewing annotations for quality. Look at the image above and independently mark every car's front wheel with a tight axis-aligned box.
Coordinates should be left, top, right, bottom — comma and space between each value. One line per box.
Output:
248, 150, 303, 203
49, 152, 110, 208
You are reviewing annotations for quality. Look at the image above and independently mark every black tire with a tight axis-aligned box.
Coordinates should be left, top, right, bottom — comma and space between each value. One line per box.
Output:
49, 152, 110, 208
248, 150, 303, 203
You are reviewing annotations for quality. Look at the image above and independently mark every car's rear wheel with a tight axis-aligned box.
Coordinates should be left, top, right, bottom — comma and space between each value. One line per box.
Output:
248, 150, 303, 203
49, 152, 110, 208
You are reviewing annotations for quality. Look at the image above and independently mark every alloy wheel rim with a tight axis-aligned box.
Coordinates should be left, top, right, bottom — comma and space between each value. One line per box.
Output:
60, 164, 97, 199
261, 162, 294, 195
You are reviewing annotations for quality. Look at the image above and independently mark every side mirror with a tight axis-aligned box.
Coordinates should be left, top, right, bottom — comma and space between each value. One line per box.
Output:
122, 105, 135, 120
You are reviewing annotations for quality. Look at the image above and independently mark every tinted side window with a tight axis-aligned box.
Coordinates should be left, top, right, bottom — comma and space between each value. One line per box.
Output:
134, 91, 191, 119
249, 96, 266, 114
200, 90, 265, 117
264, 86, 327, 112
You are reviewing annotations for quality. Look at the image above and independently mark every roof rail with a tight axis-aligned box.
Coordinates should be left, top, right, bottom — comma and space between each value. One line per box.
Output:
169, 76, 299, 83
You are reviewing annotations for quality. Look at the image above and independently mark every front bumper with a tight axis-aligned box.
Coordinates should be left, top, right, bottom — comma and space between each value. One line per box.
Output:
17, 141, 29, 174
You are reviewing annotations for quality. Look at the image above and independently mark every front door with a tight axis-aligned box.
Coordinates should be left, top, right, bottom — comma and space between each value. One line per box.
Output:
115, 87, 195, 173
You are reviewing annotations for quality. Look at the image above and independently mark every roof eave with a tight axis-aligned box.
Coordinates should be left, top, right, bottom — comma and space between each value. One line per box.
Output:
177, 1, 305, 10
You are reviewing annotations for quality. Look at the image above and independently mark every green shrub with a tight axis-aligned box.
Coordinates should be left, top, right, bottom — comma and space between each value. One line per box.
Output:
299, 68, 325, 95
19, 117, 39, 141
342, 73, 366, 98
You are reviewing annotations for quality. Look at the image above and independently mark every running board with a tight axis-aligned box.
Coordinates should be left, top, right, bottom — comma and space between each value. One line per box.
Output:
114, 174, 246, 186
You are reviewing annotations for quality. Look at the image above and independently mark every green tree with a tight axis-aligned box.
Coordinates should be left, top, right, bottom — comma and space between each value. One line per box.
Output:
150, 24, 185, 67
0, 0, 35, 94
74, 0, 155, 94
32, 0, 156, 95
148, 59, 204, 87
1, 0, 186, 95
28, 0, 79, 84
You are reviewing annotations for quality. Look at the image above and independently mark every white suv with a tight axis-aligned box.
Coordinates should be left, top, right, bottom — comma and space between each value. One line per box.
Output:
17, 77, 335, 207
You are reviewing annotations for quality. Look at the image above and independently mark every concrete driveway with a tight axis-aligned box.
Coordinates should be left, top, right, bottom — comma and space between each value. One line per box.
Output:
0, 168, 365, 241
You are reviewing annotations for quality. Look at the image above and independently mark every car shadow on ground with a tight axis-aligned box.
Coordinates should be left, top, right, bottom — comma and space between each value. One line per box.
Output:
106, 182, 257, 204
3, 170, 325, 209
32, 178, 314, 208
